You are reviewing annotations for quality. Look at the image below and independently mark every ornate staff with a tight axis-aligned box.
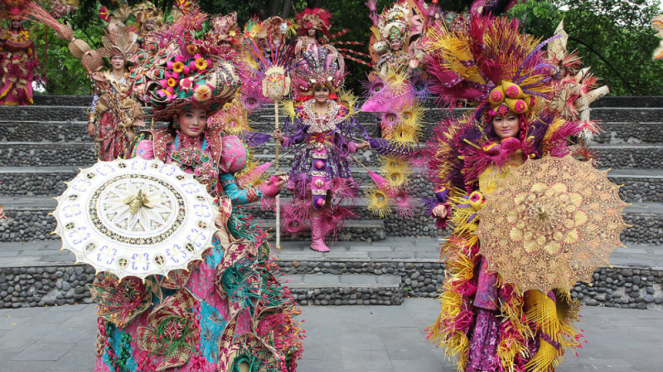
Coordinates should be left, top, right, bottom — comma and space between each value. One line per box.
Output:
244, 17, 299, 248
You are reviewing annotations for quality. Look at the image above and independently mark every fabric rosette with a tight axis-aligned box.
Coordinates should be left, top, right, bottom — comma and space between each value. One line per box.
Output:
89, 275, 161, 328
137, 290, 200, 371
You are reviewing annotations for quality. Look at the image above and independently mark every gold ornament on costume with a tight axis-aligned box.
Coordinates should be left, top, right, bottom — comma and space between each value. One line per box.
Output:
477, 155, 627, 293
262, 66, 291, 103
652, 14, 663, 60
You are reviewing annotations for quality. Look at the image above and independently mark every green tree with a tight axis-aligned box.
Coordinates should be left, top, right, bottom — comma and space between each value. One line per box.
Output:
509, 0, 663, 96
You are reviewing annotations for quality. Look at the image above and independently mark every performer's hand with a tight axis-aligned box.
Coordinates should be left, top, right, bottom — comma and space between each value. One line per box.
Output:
275, 175, 289, 191
132, 119, 145, 128
0, 207, 6, 220
432, 204, 448, 219
87, 122, 96, 138
272, 129, 284, 143
356, 141, 371, 150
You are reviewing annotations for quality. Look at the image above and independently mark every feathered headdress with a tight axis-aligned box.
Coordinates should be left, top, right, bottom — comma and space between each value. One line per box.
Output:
210, 12, 242, 48
547, 20, 581, 72
425, 15, 557, 119
1, 0, 26, 20
132, 1, 162, 26
377, 1, 411, 42
296, 7, 332, 38
291, 44, 346, 97
97, 22, 138, 60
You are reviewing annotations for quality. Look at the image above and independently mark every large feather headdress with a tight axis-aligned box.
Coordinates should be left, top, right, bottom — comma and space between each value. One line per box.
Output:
425, 15, 557, 119
291, 44, 346, 97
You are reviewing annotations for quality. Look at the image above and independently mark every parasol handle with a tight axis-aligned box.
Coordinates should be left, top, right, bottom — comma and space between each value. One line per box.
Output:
274, 103, 281, 249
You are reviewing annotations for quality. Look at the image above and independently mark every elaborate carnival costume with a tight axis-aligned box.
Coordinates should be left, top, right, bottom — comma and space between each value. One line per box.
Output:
294, 8, 331, 56
93, 10, 303, 372
86, 22, 144, 161
423, 15, 624, 372
279, 44, 365, 252
545, 20, 609, 141
0, 1, 37, 105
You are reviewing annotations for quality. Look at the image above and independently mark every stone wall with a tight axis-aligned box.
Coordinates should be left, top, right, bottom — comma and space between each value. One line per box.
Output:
1, 261, 661, 309
0, 265, 95, 308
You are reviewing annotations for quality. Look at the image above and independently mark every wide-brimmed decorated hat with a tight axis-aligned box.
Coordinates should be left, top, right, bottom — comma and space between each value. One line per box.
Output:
136, 9, 242, 121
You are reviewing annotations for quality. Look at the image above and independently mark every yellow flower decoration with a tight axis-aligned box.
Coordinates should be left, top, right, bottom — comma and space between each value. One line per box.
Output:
172, 61, 185, 73
186, 44, 198, 55
195, 58, 208, 71
193, 85, 212, 101
167, 78, 178, 88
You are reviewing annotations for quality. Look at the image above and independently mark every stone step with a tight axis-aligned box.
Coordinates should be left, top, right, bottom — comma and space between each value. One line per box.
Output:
280, 273, 404, 306
593, 144, 663, 169
1, 238, 662, 309
0, 195, 659, 244
4, 118, 663, 144
0, 196, 388, 241
2, 139, 660, 170
592, 122, 663, 144
2, 165, 663, 202
33, 95, 94, 106
2, 104, 661, 124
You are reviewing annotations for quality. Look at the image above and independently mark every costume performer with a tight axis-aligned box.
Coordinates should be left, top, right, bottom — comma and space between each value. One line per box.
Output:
273, 44, 373, 252
86, 22, 144, 161
89, 9, 303, 372
0, 1, 37, 106
423, 15, 593, 372
294, 8, 331, 56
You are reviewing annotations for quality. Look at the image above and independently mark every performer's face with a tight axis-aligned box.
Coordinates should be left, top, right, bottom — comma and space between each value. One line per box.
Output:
145, 19, 156, 31
11, 20, 20, 30
308, 28, 316, 36
390, 39, 402, 51
314, 86, 330, 104
178, 108, 208, 137
492, 112, 520, 139
110, 55, 125, 70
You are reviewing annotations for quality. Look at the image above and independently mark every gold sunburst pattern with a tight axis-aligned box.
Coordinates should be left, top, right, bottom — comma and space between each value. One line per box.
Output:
477, 155, 627, 293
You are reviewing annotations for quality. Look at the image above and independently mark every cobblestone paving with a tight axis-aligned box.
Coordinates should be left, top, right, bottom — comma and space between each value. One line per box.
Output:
0, 299, 662, 371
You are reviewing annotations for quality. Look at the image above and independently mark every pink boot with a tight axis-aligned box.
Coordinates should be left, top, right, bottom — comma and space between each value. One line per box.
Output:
310, 217, 330, 252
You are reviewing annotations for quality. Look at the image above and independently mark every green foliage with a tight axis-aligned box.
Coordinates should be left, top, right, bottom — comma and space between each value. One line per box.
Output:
509, 0, 663, 96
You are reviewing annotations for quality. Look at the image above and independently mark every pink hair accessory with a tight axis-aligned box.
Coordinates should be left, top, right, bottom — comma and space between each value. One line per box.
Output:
496, 105, 509, 116
514, 100, 527, 113
506, 85, 519, 97
490, 90, 503, 102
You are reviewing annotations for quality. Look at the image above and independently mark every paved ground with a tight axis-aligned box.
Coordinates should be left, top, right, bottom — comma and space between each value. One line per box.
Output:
0, 299, 661, 371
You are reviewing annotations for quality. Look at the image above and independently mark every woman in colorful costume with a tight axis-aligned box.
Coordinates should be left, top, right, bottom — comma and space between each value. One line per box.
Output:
294, 7, 331, 56
273, 44, 375, 252
424, 15, 590, 372
86, 22, 144, 161
91, 11, 304, 372
0, 2, 37, 106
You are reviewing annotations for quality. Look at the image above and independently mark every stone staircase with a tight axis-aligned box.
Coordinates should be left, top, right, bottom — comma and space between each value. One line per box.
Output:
0, 95, 662, 309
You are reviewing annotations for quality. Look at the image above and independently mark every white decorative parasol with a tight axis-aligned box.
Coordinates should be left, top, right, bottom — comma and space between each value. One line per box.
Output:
53, 157, 219, 280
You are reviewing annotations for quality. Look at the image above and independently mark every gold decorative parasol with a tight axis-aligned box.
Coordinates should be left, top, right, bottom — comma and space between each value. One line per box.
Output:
476, 154, 628, 294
